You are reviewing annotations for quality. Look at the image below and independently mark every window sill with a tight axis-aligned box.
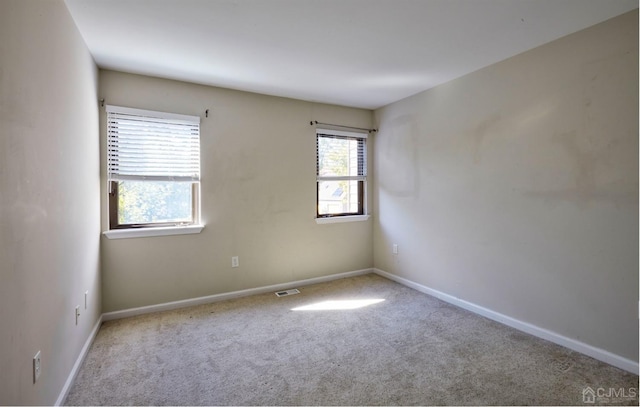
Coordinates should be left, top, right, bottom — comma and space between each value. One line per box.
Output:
315, 215, 370, 224
103, 225, 204, 240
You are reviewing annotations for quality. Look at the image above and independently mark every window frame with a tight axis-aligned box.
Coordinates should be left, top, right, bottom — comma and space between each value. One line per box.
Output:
108, 181, 200, 230
315, 128, 368, 220
105, 105, 202, 233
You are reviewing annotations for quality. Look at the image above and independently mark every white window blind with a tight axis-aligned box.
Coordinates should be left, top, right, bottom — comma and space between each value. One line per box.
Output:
316, 128, 367, 181
107, 105, 201, 183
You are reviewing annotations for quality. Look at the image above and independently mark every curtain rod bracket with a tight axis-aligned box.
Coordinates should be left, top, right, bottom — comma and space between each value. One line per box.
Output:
310, 120, 377, 133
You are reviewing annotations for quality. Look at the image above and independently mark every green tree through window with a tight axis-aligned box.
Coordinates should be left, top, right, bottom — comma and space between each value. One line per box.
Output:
118, 181, 192, 224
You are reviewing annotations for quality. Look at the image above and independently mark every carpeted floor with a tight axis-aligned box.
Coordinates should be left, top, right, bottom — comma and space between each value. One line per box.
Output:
64, 273, 638, 405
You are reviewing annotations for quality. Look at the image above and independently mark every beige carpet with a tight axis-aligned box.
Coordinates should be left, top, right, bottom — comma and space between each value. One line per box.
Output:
64, 274, 638, 405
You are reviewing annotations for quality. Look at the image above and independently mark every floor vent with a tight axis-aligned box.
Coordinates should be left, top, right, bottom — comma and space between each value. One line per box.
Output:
275, 289, 300, 297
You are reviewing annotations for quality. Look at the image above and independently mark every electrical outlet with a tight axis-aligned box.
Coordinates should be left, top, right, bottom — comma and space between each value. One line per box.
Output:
75, 305, 80, 325
231, 256, 239, 268
33, 351, 41, 383
85, 291, 88, 309
392, 244, 398, 254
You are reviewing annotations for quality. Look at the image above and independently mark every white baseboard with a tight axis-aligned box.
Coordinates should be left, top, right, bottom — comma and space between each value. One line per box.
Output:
102, 268, 373, 321
57, 268, 372, 405
56, 266, 637, 406
55, 314, 103, 406
373, 268, 638, 375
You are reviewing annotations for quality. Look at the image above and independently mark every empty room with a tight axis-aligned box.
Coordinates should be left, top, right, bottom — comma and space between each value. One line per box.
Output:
0, 0, 638, 405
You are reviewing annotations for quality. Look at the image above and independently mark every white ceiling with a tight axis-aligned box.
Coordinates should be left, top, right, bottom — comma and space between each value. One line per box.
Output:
64, 0, 638, 110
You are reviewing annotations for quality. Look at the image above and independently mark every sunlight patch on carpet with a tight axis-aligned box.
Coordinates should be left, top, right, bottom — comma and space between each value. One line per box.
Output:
291, 299, 385, 311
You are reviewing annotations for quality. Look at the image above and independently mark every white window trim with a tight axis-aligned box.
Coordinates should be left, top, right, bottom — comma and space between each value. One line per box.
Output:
315, 215, 370, 224
103, 224, 204, 240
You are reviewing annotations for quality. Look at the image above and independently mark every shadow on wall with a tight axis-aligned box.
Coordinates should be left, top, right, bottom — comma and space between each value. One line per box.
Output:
377, 115, 420, 198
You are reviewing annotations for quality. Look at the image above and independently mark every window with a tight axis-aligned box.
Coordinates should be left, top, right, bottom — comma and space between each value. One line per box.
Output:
106, 105, 201, 230
316, 128, 367, 218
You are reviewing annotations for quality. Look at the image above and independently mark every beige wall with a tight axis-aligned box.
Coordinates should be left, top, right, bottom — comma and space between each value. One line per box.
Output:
99, 71, 374, 312
373, 10, 638, 362
0, 3, 634, 404
0, 0, 101, 405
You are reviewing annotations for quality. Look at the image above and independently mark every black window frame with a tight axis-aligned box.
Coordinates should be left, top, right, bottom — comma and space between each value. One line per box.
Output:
316, 130, 367, 218
108, 181, 199, 229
